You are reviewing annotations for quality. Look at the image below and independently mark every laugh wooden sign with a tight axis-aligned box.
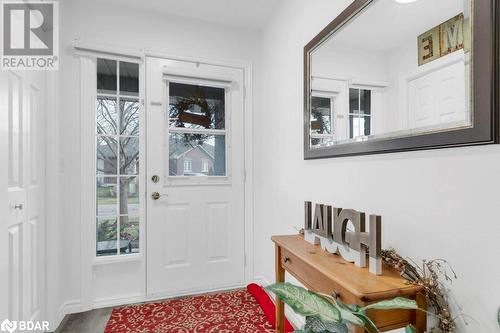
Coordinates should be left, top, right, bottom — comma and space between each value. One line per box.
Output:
304, 201, 382, 275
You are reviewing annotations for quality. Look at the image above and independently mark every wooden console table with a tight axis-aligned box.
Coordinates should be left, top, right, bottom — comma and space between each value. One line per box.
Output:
272, 235, 426, 333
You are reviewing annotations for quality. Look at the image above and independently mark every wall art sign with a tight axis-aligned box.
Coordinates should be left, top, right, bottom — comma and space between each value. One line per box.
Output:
418, 13, 470, 66
304, 201, 382, 275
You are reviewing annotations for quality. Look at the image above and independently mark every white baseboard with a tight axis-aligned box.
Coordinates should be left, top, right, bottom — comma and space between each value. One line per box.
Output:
49, 299, 84, 332
252, 275, 306, 329
93, 293, 145, 309
145, 283, 246, 303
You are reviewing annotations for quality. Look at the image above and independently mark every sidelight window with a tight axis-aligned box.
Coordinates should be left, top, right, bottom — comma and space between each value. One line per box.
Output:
96, 58, 140, 257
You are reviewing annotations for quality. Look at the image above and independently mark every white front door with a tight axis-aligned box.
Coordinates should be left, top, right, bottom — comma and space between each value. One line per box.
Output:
146, 57, 246, 298
0, 70, 46, 326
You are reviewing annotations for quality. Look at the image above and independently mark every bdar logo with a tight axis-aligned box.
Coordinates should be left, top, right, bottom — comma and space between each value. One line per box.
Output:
0, 319, 17, 333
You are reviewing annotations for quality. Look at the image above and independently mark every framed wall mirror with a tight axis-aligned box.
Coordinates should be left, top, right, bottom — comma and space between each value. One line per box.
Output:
304, 0, 499, 159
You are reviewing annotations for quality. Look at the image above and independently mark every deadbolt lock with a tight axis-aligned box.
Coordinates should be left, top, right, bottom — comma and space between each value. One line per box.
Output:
151, 192, 161, 200
151, 175, 160, 183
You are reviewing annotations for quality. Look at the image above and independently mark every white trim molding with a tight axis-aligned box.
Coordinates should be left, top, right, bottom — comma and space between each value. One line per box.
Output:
92, 293, 145, 309
72, 38, 143, 61
80, 56, 97, 311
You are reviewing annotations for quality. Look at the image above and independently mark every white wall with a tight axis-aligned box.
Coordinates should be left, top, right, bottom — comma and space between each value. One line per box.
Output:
57, 0, 259, 323
253, 1, 500, 332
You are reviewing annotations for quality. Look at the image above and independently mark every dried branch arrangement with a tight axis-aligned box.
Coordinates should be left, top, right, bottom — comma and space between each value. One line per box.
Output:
381, 248, 463, 333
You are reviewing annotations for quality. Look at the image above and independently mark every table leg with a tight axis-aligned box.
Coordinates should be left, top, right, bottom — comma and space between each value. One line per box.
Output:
275, 244, 285, 333
415, 292, 427, 332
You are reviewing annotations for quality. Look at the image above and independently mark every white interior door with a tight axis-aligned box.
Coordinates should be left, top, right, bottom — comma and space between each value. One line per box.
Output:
408, 59, 467, 129
0, 70, 46, 327
146, 57, 245, 298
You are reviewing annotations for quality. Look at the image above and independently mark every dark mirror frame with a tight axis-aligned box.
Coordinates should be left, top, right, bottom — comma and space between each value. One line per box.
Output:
304, 0, 499, 159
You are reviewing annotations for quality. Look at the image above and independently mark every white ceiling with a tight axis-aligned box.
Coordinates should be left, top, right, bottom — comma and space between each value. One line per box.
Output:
100, 0, 283, 30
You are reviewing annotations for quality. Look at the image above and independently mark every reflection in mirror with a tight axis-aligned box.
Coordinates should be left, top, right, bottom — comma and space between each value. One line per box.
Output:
309, 0, 472, 149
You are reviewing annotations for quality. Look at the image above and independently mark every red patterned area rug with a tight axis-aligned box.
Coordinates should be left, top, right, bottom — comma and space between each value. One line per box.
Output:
104, 289, 276, 333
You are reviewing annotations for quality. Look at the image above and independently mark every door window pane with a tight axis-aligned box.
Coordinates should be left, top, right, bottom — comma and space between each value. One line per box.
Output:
120, 98, 139, 135
97, 177, 117, 216
310, 96, 332, 135
96, 97, 118, 135
97, 217, 118, 256
169, 82, 225, 130
360, 90, 371, 115
169, 133, 225, 176
363, 116, 371, 135
97, 59, 117, 94
120, 137, 139, 175
97, 137, 118, 175
119, 177, 139, 215
119, 62, 139, 96
120, 216, 139, 254
349, 89, 359, 111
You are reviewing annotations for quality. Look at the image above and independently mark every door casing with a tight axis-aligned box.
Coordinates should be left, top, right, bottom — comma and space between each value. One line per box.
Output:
75, 44, 254, 310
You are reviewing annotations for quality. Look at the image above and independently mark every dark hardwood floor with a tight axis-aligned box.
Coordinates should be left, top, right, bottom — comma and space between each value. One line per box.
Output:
55, 307, 113, 333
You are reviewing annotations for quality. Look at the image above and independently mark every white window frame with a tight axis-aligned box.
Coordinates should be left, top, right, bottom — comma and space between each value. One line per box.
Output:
163, 72, 233, 186
95, 58, 141, 259
80, 53, 145, 267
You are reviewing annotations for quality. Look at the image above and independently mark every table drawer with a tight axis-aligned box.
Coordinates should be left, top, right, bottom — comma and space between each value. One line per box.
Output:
280, 247, 359, 304
279, 247, 414, 329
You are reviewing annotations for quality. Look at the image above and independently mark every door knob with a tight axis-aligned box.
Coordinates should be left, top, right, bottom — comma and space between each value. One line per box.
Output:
152, 192, 167, 200
13, 204, 23, 210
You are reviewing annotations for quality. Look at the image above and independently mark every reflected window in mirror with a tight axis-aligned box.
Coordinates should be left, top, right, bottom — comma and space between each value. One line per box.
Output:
349, 88, 371, 139
310, 94, 335, 148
